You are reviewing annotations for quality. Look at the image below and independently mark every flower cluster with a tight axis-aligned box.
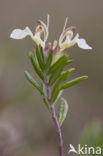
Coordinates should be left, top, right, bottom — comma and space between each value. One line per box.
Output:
10, 15, 92, 51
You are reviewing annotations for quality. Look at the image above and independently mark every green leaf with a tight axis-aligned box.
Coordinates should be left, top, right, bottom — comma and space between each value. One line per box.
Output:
24, 71, 44, 95
47, 54, 69, 75
49, 64, 65, 85
51, 69, 71, 102
40, 83, 46, 96
29, 52, 44, 81
65, 59, 73, 65
45, 50, 53, 71
49, 59, 73, 86
51, 89, 60, 104
43, 97, 50, 111
60, 76, 88, 90
54, 90, 63, 104
35, 45, 45, 71
58, 98, 69, 126
61, 68, 75, 75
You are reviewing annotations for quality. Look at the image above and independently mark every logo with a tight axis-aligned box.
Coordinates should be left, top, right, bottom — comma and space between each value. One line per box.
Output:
68, 144, 102, 155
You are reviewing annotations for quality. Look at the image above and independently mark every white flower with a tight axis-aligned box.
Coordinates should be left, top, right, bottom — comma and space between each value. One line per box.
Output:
10, 15, 92, 51
59, 17, 92, 51
10, 15, 50, 49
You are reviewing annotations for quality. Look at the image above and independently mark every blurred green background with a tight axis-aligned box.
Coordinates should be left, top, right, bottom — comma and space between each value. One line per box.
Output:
0, 0, 103, 155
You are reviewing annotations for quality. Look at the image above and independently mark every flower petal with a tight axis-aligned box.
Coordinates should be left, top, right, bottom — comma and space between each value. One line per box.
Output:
77, 38, 92, 50
10, 27, 33, 39
72, 33, 79, 42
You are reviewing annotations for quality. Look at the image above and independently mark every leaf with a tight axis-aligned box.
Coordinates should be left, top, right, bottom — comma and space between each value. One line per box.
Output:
35, 45, 45, 71
51, 69, 71, 102
29, 52, 44, 81
47, 54, 69, 75
49, 64, 65, 85
51, 89, 60, 104
49, 59, 73, 86
65, 59, 73, 65
61, 68, 75, 75
43, 97, 50, 111
40, 46, 44, 58
40, 83, 47, 96
24, 71, 44, 95
60, 76, 88, 90
54, 90, 63, 104
45, 50, 53, 71
58, 98, 69, 126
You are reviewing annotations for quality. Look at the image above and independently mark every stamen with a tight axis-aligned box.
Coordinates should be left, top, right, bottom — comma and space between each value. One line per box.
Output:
37, 20, 41, 24
35, 25, 43, 33
66, 30, 73, 40
39, 26, 42, 30
71, 26, 76, 31
36, 17, 49, 42
63, 17, 68, 32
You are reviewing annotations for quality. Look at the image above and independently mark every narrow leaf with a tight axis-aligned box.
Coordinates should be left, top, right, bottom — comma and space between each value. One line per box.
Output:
24, 71, 43, 95
43, 97, 50, 111
40, 83, 47, 96
49, 59, 73, 85
35, 45, 45, 71
54, 90, 63, 104
61, 68, 75, 75
60, 76, 88, 90
49, 65, 65, 85
51, 89, 60, 104
58, 98, 69, 126
51, 69, 71, 102
45, 50, 53, 70
65, 59, 73, 65
29, 52, 44, 81
47, 54, 69, 75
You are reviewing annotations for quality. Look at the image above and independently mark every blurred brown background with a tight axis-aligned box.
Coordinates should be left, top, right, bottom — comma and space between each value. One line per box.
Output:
0, 0, 103, 155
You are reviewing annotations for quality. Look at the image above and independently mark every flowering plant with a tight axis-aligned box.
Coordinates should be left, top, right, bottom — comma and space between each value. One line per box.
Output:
10, 15, 92, 156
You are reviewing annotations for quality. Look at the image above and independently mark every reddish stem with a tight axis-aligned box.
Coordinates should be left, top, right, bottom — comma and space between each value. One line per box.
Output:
45, 77, 63, 156
51, 104, 63, 156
